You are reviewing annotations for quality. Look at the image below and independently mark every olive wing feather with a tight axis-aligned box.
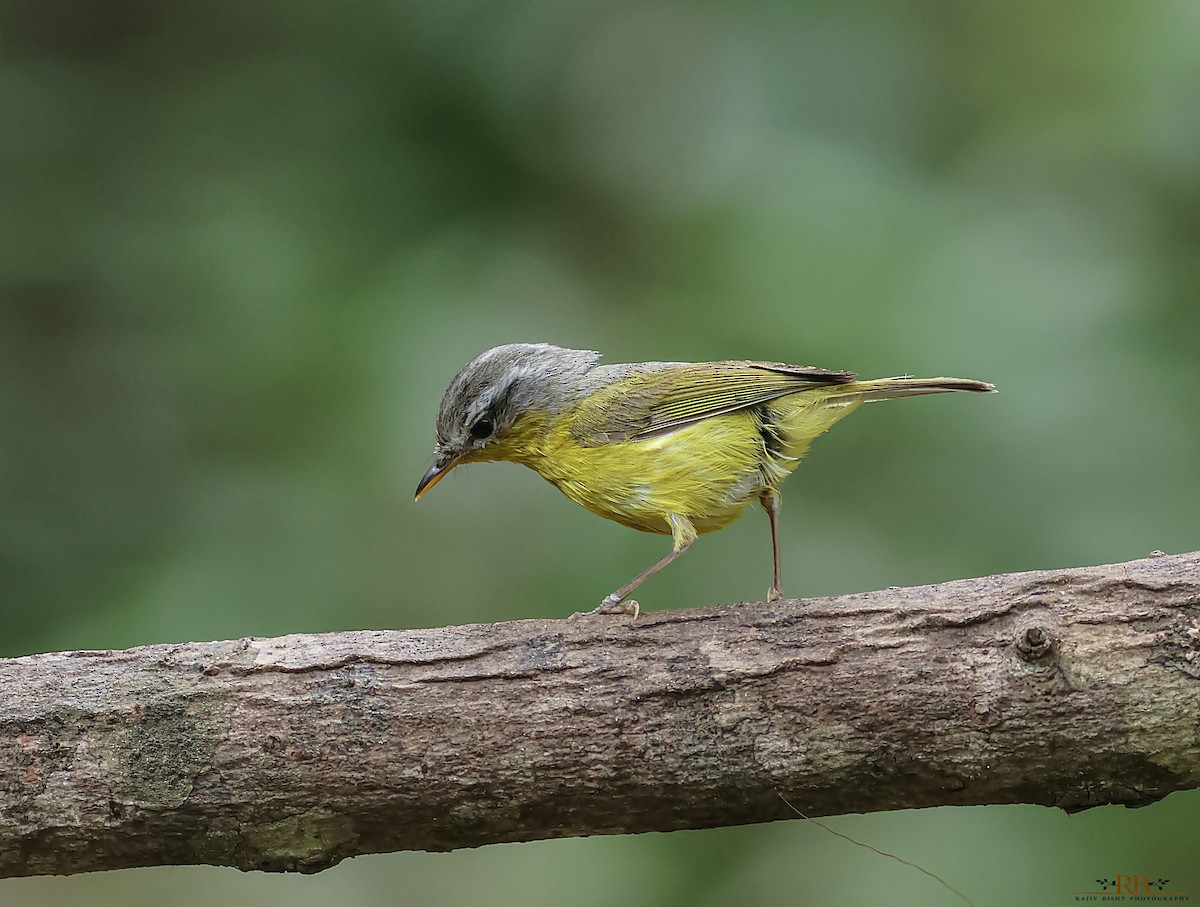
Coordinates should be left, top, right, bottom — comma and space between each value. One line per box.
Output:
570, 361, 856, 446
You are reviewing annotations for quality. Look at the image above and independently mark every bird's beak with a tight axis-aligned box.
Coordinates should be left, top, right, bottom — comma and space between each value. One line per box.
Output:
414, 453, 461, 501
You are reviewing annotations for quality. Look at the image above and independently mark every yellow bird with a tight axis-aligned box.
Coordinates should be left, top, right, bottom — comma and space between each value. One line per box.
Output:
416, 343, 995, 616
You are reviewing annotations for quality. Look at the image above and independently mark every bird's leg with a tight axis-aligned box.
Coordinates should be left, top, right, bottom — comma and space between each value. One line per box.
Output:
590, 514, 697, 618
761, 489, 783, 602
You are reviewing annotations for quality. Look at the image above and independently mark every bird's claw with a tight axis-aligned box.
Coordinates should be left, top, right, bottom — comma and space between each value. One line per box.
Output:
587, 597, 640, 619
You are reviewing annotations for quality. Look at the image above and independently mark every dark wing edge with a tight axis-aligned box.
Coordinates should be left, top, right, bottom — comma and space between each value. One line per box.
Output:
570, 360, 857, 446
740, 361, 857, 384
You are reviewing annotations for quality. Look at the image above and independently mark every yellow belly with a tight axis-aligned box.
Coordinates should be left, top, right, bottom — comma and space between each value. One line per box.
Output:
532, 410, 775, 535
504, 389, 865, 536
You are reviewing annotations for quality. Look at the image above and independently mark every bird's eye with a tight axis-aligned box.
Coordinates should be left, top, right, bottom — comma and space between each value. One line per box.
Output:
469, 417, 495, 441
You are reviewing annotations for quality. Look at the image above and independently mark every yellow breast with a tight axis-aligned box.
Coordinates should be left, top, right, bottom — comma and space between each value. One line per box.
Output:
476, 386, 866, 536
532, 410, 774, 535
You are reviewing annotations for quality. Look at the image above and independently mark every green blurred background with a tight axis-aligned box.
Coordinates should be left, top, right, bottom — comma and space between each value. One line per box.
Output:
2, 1, 1198, 904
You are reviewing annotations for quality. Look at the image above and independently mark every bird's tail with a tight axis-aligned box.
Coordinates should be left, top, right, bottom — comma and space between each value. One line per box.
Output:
766, 375, 995, 465
843, 376, 997, 402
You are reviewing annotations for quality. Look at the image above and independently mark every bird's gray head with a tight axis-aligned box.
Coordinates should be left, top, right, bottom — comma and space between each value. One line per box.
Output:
415, 343, 600, 499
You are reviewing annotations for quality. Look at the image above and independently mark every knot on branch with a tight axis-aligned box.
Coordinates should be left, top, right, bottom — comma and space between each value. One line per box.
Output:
1015, 625, 1054, 661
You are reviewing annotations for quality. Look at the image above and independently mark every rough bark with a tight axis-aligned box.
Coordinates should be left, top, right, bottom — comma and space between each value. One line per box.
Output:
2, 551, 1199, 878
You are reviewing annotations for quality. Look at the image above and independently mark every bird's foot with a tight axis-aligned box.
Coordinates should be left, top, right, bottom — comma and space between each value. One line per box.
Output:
579, 595, 640, 619
767, 585, 783, 603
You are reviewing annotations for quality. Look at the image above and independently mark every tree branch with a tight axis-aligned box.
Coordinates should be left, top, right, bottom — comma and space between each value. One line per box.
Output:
3, 551, 1199, 877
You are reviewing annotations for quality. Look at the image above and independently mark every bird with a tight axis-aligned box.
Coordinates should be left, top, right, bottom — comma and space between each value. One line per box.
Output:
416, 343, 996, 616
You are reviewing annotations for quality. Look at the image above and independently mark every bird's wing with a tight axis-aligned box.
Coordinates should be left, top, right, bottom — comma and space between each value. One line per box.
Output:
570, 361, 856, 446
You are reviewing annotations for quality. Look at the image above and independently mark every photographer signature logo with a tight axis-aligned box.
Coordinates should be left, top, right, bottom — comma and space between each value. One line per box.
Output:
1075, 875, 1191, 901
